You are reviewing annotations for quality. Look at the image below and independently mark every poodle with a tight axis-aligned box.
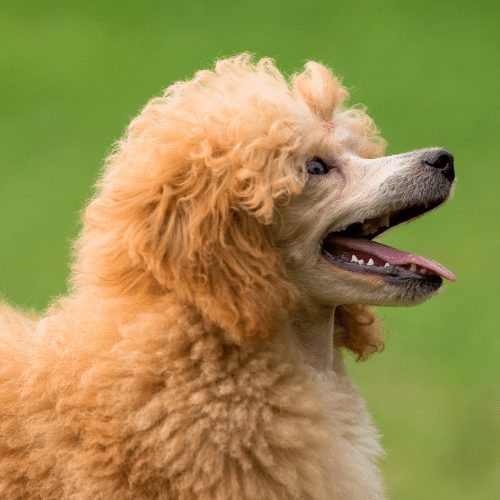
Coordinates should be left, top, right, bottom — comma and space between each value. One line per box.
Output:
0, 54, 456, 499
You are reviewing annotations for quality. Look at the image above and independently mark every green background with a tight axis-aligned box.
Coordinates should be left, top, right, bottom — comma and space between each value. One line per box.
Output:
1, 1, 498, 498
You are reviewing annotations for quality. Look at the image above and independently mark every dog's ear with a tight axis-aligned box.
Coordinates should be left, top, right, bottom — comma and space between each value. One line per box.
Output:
76, 86, 302, 343
334, 305, 384, 360
292, 61, 347, 120
138, 175, 300, 343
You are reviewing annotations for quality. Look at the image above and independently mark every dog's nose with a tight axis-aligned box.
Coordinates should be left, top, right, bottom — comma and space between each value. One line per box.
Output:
422, 149, 455, 182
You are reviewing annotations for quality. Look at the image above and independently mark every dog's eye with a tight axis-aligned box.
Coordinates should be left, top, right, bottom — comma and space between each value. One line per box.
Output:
306, 158, 330, 175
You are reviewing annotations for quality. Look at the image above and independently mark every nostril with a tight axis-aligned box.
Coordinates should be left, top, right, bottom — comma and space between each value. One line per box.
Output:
425, 151, 454, 170
422, 149, 455, 182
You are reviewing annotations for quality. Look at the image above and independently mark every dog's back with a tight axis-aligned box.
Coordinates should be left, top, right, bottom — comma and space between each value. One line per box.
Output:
0, 303, 39, 493
0, 302, 38, 369
0, 302, 37, 335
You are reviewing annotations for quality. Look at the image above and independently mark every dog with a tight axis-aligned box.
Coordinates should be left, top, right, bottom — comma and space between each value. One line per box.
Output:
0, 54, 455, 499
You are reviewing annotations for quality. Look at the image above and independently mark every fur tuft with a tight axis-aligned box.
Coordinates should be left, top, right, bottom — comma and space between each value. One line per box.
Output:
292, 61, 348, 120
334, 305, 384, 361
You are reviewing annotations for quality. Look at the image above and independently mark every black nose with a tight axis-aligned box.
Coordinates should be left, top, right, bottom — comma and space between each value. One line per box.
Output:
422, 149, 455, 182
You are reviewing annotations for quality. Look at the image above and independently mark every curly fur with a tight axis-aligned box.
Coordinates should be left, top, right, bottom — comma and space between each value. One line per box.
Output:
0, 54, 396, 499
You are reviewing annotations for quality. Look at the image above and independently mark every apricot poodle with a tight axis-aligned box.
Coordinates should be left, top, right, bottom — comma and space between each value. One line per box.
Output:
0, 54, 455, 499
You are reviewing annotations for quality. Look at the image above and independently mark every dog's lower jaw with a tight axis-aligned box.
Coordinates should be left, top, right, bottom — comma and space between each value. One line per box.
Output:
289, 299, 337, 373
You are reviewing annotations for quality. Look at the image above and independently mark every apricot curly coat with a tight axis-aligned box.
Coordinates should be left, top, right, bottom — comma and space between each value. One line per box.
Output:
0, 55, 385, 499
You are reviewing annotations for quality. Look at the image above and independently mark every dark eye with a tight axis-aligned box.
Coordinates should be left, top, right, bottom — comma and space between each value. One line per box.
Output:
306, 157, 330, 175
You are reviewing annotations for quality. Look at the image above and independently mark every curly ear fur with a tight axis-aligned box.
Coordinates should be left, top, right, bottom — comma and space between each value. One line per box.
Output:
334, 305, 384, 361
73, 55, 305, 342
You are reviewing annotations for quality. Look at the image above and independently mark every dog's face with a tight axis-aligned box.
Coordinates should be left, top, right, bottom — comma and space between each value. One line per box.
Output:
79, 55, 455, 348
274, 145, 456, 308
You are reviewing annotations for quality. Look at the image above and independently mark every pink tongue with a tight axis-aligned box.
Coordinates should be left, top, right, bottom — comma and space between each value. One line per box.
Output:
330, 236, 456, 281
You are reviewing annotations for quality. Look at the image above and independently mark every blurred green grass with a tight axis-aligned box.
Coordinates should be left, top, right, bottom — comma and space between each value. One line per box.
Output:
0, 1, 498, 498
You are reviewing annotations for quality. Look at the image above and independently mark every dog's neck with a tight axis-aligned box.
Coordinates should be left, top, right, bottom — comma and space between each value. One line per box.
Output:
289, 301, 336, 373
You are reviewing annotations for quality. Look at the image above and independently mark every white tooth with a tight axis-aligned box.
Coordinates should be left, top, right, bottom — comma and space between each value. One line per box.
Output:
381, 214, 390, 227
409, 263, 417, 272
351, 255, 359, 263
358, 259, 365, 265
363, 221, 378, 233
367, 258, 374, 266
420, 268, 427, 275
384, 262, 390, 267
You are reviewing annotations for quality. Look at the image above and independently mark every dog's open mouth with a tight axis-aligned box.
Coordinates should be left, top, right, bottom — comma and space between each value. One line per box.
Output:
321, 202, 456, 285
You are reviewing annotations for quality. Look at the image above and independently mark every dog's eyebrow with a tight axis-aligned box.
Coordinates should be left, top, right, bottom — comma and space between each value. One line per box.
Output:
322, 121, 335, 131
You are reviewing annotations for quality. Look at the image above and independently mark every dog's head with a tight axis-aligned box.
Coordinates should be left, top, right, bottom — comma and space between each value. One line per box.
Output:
75, 54, 455, 356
